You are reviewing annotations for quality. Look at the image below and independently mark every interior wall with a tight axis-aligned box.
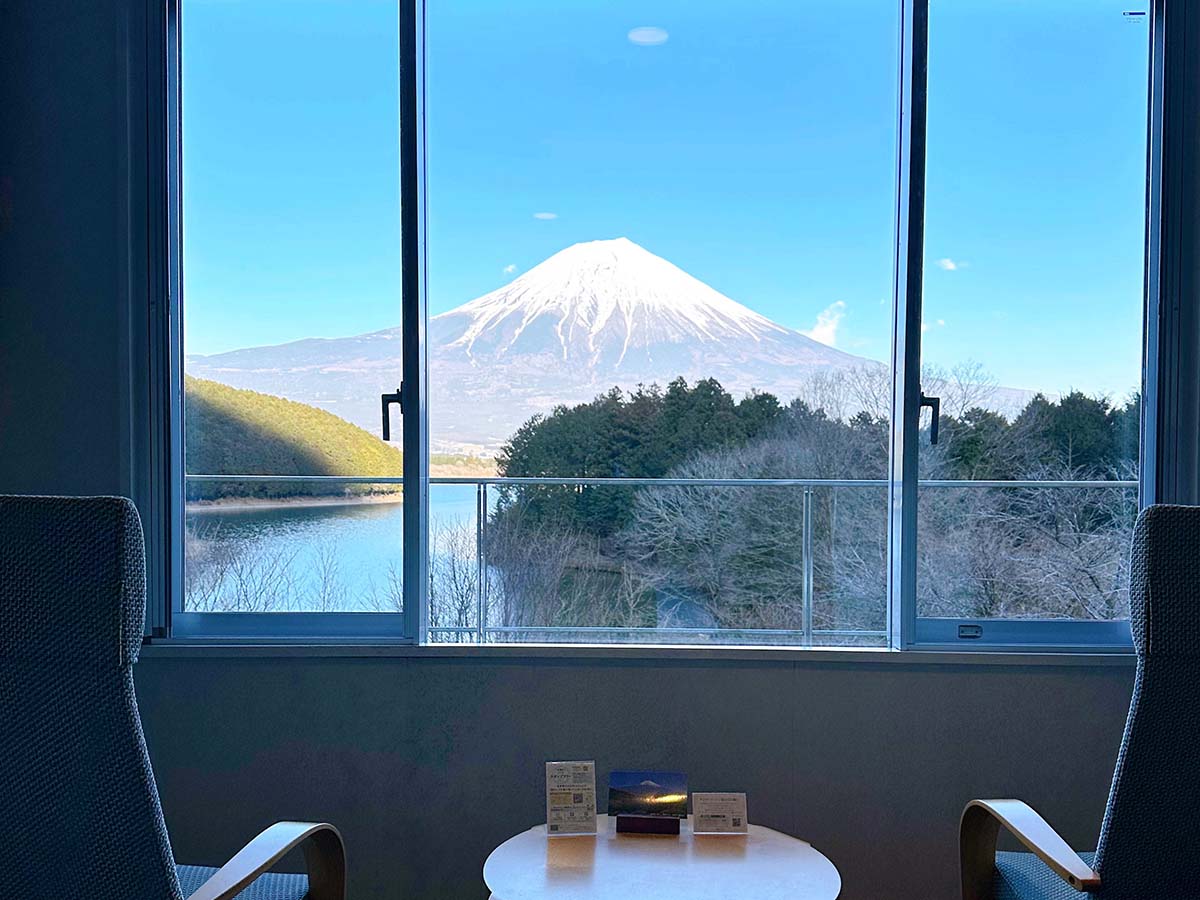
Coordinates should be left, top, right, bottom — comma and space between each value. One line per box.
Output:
0, 0, 134, 499
135, 654, 1133, 900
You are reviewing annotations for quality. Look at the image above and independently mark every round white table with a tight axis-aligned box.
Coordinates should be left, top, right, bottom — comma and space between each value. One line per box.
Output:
484, 815, 841, 900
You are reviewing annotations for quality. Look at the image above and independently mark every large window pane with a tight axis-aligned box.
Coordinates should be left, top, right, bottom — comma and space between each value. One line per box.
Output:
180, 0, 403, 614
917, 1, 1148, 625
426, 0, 899, 644
426, 481, 888, 646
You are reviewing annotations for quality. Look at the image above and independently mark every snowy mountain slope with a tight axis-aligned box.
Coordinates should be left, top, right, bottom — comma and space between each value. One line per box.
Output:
426, 238, 864, 374
432, 237, 801, 362
188, 238, 1018, 453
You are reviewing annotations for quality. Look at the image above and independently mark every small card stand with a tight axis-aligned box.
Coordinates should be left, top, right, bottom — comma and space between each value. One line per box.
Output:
546, 761, 597, 836
615, 815, 681, 835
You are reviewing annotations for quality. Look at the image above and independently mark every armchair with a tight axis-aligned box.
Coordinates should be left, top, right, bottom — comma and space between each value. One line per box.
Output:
960, 504, 1200, 900
0, 495, 345, 900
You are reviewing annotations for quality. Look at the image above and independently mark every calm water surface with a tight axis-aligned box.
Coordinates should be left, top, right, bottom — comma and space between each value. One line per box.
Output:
185, 485, 478, 610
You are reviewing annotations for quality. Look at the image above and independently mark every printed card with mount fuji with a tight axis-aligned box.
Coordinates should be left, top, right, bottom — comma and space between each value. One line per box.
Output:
607, 770, 688, 819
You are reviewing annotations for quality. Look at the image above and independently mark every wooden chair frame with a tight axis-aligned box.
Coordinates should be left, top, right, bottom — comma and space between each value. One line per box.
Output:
185, 821, 346, 900
960, 800, 1100, 900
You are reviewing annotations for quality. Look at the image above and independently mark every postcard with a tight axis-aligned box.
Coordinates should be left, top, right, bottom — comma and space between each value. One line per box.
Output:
607, 770, 688, 818
546, 761, 597, 836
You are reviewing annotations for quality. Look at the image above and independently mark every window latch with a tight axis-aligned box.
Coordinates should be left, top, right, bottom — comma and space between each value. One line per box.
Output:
381, 384, 403, 441
919, 392, 941, 445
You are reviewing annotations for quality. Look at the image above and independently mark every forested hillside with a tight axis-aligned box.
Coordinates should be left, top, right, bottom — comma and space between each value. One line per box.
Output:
184, 376, 403, 500
488, 373, 1140, 634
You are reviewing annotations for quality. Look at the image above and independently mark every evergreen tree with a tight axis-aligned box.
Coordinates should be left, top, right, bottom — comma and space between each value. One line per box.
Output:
496, 378, 784, 535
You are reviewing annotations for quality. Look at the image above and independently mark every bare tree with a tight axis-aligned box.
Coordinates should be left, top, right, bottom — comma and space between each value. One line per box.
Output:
620, 443, 888, 636
485, 500, 653, 638
429, 520, 481, 635
796, 365, 892, 423
921, 360, 1000, 419
914, 463, 1135, 620
183, 521, 299, 612
363, 560, 405, 614
308, 539, 348, 612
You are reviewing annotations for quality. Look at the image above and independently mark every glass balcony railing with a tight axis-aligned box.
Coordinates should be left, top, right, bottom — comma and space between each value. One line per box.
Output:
183, 475, 1137, 646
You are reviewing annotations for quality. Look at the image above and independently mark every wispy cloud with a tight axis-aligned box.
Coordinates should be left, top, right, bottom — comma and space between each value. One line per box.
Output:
936, 257, 968, 271
801, 301, 846, 347
533, 211, 558, 220
921, 319, 947, 333
628, 26, 669, 45
502, 263, 517, 275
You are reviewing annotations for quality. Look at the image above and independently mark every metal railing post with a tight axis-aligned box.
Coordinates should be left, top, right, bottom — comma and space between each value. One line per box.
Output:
480, 483, 489, 642
476, 482, 486, 644
802, 487, 814, 646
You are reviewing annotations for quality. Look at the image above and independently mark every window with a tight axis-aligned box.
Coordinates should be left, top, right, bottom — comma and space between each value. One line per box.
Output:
176, 0, 406, 635
423, 0, 898, 644
169, 0, 1154, 649
912, 0, 1147, 646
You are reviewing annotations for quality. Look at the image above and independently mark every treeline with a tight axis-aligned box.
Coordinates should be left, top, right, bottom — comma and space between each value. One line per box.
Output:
496, 376, 1139, 536
938, 392, 1138, 481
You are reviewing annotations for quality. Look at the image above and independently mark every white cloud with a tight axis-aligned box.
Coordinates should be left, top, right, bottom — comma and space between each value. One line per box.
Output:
533, 211, 558, 220
936, 257, 968, 271
628, 26, 669, 45
503, 263, 517, 274
801, 301, 846, 347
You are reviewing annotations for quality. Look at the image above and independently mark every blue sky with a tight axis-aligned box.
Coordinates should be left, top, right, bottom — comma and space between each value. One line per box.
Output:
183, 0, 1148, 399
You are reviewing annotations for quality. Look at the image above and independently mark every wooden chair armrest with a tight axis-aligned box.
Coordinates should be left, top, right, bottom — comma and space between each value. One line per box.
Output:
960, 800, 1099, 900
184, 821, 346, 900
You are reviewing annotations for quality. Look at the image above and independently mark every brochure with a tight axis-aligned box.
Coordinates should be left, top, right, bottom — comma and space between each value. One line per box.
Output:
546, 760, 597, 836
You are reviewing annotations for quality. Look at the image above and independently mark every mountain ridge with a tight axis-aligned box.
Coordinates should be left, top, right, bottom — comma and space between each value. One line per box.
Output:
187, 239, 943, 453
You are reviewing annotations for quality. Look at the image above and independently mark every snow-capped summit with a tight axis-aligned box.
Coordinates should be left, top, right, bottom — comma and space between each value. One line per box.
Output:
434, 238, 790, 365
429, 238, 852, 375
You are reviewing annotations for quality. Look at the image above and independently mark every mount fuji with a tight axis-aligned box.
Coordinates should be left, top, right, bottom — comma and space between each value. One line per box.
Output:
187, 238, 877, 453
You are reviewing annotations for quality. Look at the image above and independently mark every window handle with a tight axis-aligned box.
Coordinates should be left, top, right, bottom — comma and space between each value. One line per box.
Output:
920, 393, 940, 445
381, 385, 403, 441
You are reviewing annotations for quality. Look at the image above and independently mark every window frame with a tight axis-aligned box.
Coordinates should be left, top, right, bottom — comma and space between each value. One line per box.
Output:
893, 0, 1149, 652
163, 0, 423, 642
154, 0, 1178, 652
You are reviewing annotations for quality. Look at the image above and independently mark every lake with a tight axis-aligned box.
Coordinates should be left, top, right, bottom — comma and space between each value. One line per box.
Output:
184, 484, 480, 613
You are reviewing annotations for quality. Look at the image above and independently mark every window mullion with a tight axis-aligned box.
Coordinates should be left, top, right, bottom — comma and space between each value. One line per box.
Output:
400, 0, 429, 644
143, 0, 182, 638
1144, 0, 1200, 507
887, 0, 929, 651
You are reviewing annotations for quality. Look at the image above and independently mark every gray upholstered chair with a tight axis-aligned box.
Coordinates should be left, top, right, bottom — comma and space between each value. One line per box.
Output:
960, 503, 1200, 900
0, 495, 345, 900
